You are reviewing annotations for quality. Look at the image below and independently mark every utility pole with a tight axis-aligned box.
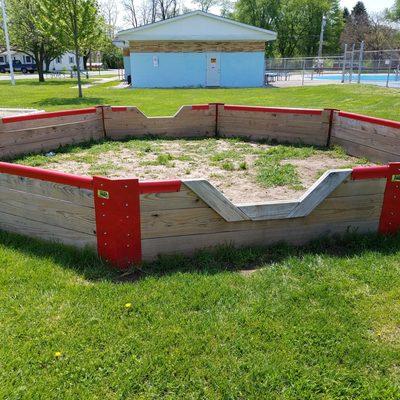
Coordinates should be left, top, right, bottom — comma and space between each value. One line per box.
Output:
1, 0, 15, 85
317, 15, 327, 59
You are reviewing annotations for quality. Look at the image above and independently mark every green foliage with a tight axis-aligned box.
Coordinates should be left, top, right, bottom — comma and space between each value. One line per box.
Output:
101, 44, 123, 69
6, 0, 66, 81
233, 0, 343, 57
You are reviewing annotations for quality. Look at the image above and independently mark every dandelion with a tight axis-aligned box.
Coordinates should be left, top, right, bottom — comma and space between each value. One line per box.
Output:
54, 351, 62, 358
124, 303, 132, 309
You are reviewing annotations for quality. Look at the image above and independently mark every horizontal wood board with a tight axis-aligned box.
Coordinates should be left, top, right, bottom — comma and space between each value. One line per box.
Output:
0, 173, 96, 248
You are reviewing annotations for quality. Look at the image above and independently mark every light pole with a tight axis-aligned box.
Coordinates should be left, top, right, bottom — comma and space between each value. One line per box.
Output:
1, 0, 15, 85
317, 15, 327, 59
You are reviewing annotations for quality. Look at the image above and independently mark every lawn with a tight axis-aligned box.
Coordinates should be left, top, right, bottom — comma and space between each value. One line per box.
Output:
0, 79, 399, 120
1, 231, 400, 398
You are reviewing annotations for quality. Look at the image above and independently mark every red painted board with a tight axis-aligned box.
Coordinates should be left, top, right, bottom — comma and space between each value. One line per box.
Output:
93, 176, 142, 269
0, 162, 93, 189
352, 165, 390, 180
139, 180, 181, 194
338, 111, 400, 130
379, 163, 400, 234
191, 105, 210, 110
223, 105, 323, 115
2, 107, 97, 124
111, 106, 128, 112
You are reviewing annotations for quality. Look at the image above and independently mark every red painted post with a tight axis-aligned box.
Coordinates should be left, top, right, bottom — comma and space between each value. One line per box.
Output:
378, 163, 400, 234
93, 176, 142, 269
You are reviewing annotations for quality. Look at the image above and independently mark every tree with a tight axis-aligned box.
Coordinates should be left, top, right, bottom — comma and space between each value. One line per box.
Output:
192, 0, 219, 12
100, 0, 118, 37
233, 0, 343, 57
387, 0, 400, 22
123, 0, 139, 27
54, 0, 103, 97
340, 1, 371, 49
5, 0, 65, 82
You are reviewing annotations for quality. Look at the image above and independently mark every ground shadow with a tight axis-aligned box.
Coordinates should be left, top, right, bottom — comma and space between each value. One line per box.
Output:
0, 229, 399, 284
34, 97, 105, 108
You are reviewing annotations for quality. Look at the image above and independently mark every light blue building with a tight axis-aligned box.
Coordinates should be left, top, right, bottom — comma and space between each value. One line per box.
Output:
114, 11, 277, 88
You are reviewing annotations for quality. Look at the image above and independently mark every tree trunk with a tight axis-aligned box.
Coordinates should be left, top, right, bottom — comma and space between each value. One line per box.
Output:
75, 46, 82, 98
34, 50, 45, 82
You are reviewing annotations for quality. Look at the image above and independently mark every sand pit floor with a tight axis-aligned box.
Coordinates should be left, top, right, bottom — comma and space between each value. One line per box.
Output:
16, 137, 371, 204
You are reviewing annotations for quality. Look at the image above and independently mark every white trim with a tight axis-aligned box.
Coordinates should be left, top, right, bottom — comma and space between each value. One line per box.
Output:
115, 10, 277, 42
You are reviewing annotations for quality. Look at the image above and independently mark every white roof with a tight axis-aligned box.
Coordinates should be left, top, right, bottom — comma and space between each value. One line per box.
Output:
114, 11, 277, 44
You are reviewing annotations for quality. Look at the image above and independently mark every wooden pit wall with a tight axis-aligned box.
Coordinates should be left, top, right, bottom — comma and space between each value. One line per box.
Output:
331, 111, 400, 163
217, 106, 331, 146
103, 105, 216, 140
139, 177, 385, 261
0, 173, 96, 248
0, 108, 104, 159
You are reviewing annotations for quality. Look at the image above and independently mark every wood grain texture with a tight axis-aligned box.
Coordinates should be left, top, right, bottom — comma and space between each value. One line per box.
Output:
141, 192, 382, 239
0, 112, 103, 159
0, 210, 96, 248
103, 105, 215, 140
331, 113, 400, 163
142, 220, 379, 260
141, 172, 384, 260
183, 179, 249, 222
218, 107, 330, 146
0, 173, 96, 248
0, 174, 94, 207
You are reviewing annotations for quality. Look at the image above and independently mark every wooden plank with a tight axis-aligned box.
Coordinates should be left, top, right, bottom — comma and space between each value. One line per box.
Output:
329, 178, 386, 198
141, 219, 379, 260
331, 137, 397, 163
0, 210, 96, 248
141, 193, 382, 239
332, 125, 400, 155
288, 169, 351, 217
0, 110, 102, 132
183, 180, 249, 222
140, 186, 208, 211
0, 186, 96, 235
0, 174, 94, 207
239, 201, 299, 220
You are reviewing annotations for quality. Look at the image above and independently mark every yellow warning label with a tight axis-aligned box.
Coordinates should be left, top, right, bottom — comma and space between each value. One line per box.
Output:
97, 190, 110, 199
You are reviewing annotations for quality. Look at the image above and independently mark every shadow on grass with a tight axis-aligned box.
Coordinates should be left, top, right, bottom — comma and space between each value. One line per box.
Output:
0, 229, 399, 283
34, 96, 105, 108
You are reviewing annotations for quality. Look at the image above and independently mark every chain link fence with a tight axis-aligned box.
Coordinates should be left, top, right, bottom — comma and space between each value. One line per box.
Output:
265, 49, 400, 88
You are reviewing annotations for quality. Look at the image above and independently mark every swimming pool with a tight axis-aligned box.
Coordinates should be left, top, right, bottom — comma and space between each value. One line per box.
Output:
315, 73, 400, 86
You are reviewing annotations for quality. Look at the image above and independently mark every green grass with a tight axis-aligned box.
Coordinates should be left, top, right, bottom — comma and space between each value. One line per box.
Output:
1, 230, 400, 398
0, 79, 399, 120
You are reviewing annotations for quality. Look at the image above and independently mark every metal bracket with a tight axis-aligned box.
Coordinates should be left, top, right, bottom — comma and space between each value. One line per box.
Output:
93, 176, 141, 269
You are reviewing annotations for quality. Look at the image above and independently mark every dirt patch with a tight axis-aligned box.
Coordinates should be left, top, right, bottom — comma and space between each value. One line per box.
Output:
20, 138, 370, 204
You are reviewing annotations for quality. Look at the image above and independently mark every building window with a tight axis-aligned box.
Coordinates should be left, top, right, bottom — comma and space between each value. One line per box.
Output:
69, 56, 75, 64
56, 56, 62, 64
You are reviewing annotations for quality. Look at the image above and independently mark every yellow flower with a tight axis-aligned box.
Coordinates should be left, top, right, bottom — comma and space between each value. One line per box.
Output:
54, 351, 62, 358
124, 303, 132, 309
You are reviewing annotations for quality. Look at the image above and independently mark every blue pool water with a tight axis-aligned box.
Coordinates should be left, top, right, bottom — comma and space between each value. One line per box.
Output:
315, 73, 399, 84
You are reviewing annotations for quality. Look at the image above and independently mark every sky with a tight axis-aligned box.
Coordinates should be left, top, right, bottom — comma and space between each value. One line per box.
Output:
340, 0, 394, 13
115, 0, 395, 30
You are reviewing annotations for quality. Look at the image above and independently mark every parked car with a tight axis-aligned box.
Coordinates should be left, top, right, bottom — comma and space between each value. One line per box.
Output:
0, 60, 37, 74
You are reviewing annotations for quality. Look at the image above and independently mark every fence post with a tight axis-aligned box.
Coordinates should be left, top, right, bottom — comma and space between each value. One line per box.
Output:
357, 41, 364, 84
349, 43, 355, 83
301, 59, 305, 86
386, 59, 392, 88
341, 44, 348, 83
